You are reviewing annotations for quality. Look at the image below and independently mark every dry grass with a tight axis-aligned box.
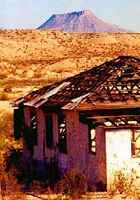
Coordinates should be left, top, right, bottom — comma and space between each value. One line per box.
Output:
0, 106, 22, 199
109, 170, 140, 199
54, 169, 88, 198
0, 29, 140, 199
0, 30, 140, 99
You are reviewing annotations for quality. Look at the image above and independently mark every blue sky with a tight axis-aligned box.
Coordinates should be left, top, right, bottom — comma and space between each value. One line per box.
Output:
1, 0, 140, 31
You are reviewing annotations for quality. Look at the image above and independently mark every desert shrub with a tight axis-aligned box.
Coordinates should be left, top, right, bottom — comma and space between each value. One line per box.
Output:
0, 135, 7, 150
55, 169, 88, 198
5, 148, 21, 172
4, 147, 30, 187
0, 146, 26, 200
0, 110, 26, 198
0, 110, 13, 137
110, 170, 138, 198
30, 180, 45, 193
5, 147, 60, 190
0, 169, 26, 200
0, 92, 9, 100
0, 74, 7, 79
3, 86, 12, 93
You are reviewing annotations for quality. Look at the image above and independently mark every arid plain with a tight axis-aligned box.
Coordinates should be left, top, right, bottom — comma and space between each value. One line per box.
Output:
0, 30, 140, 99
1, 30, 140, 199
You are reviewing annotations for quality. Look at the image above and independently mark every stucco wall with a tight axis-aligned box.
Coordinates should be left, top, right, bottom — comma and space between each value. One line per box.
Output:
66, 110, 81, 170
34, 111, 59, 161
85, 126, 107, 187
22, 108, 140, 190
22, 108, 106, 188
64, 111, 107, 187
44, 113, 59, 161
106, 129, 140, 190
33, 109, 45, 160
32, 109, 107, 187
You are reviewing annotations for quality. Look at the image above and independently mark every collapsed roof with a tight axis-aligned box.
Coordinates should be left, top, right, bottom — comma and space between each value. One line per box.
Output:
13, 56, 140, 110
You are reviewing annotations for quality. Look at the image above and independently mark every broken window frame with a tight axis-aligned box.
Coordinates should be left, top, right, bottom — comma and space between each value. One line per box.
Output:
14, 106, 24, 140
58, 112, 67, 154
45, 113, 54, 148
131, 129, 140, 157
30, 109, 38, 146
88, 124, 96, 155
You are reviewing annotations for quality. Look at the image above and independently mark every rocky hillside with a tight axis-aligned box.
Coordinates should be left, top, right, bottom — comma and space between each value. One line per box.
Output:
38, 10, 126, 32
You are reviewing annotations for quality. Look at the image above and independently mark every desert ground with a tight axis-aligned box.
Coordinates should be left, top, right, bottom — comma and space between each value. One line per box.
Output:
1, 30, 140, 199
0, 30, 140, 99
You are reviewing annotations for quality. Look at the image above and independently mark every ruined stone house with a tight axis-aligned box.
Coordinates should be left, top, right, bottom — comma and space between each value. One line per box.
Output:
12, 56, 140, 190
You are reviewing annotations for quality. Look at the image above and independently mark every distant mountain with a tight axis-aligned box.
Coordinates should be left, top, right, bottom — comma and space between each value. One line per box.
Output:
38, 10, 126, 33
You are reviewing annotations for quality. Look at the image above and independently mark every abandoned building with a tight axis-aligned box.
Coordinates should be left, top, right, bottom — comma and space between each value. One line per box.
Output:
13, 56, 140, 190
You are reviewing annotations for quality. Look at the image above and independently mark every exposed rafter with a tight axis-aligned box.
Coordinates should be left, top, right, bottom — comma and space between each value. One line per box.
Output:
12, 56, 140, 110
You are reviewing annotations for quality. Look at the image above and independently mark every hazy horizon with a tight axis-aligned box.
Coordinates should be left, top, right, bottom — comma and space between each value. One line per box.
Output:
1, 0, 140, 32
